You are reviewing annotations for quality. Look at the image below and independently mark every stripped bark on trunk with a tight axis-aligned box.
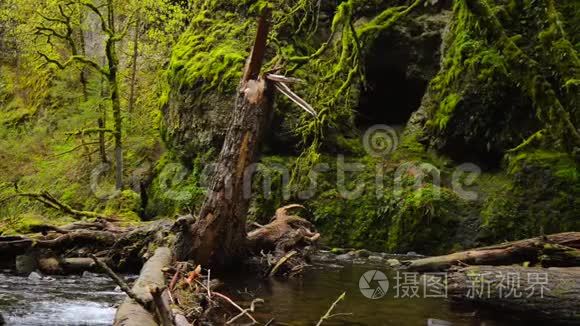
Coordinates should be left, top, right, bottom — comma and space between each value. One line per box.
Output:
175, 9, 273, 268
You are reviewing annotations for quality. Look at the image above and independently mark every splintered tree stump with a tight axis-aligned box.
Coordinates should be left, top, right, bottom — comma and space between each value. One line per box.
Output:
175, 9, 274, 268
448, 265, 580, 324
248, 204, 319, 254
405, 232, 580, 272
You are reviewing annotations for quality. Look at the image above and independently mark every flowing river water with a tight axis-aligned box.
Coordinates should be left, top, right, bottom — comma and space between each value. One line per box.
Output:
0, 253, 539, 326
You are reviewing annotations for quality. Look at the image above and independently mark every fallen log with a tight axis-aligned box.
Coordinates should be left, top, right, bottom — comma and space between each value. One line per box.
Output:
448, 265, 580, 324
61, 257, 110, 273
539, 244, 580, 267
114, 247, 173, 326
0, 231, 118, 256
404, 232, 580, 272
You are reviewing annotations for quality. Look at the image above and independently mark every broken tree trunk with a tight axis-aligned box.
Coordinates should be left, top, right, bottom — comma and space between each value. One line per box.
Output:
176, 9, 273, 268
448, 265, 580, 324
405, 232, 580, 272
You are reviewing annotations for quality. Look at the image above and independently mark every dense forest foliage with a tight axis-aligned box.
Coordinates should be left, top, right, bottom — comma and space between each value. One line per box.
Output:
0, 0, 578, 255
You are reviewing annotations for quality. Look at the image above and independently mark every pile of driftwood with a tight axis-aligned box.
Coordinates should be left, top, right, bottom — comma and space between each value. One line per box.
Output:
97, 205, 320, 326
0, 218, 173, 274
403, 232, 580, 324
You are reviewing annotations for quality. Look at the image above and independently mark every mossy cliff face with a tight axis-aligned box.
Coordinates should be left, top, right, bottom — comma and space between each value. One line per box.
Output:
158, 0, 579, 254
420, 0, 579, 165
160, 0, 447, 159
417, 0, 580, 242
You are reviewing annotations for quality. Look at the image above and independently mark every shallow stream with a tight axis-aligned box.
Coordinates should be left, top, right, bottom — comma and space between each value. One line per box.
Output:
0, 253, 541, 325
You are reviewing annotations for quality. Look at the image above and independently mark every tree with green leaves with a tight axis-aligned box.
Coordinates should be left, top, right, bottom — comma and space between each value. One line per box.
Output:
38, 0, 136, 190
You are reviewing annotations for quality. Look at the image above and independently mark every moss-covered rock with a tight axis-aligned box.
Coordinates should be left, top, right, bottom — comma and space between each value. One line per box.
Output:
479, 150, 579, 243
422, 0, 579, 165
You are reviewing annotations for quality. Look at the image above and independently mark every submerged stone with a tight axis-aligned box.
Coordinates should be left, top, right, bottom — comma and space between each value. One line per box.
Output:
27, 271, 42, 281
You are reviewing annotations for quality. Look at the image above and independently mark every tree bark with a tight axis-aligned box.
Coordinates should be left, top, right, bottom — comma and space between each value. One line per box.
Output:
128, 12, 141, 115
106, 0, 123, 190
78, 6, 88, 102
448, 265, 580, 324
405, 232, 580, 272
177, 9, 273, 268
98, 117, 108, 163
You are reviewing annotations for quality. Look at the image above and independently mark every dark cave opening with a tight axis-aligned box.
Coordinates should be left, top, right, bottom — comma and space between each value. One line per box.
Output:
355, 31, 434, 129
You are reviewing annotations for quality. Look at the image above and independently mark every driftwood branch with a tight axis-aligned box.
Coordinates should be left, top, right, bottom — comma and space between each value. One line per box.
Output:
90, 254, 149, 309
213, 292, 259, 324
316, 292, 348, 326
404, 232, 580, 272
226, 298, 264, 325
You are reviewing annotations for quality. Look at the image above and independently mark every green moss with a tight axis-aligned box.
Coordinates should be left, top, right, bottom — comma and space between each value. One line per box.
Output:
387, 184, 463, 254
480, 150, 579, 242
144, 152, 208, 218
3, 213, 45, 234
480, 192, 520, 241
507, 150, 579, 183
425, 0, 579, 153
104, 190, 142, 222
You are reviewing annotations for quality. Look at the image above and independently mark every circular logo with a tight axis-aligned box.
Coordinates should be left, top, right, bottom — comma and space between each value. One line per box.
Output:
362, 125, 399, 157
359, 270, 389, 299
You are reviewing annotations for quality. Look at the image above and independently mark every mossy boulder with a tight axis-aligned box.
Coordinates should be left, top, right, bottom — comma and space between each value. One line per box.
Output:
104, 190, 142, 222
481, 150, 580, 242
421, 0, 579, 166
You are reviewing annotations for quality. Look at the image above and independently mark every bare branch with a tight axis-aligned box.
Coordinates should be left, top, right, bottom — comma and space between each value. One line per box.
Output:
37, 11, 67, 24
50, 141, 102, 157
316, 292, 348, 326
15, 190, 110, 220
35, 26, 68, 40
38, 51, 108, 76
79, 0, 112, 35
65, 127, 114, 136
112, 11, 137, 42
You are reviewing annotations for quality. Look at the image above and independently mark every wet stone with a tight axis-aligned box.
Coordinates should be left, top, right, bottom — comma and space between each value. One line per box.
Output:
28, 271, 43, 281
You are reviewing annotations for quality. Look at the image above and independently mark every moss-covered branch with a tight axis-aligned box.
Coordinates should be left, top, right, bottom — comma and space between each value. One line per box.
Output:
14, 190, 110, 220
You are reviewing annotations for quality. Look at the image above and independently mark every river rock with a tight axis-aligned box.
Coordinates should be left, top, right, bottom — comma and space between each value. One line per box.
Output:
336, 253, 353, 261
330, 248, 349, 255
368, 255, 383, 262
82, 271, 100, 278
350, 249, 371, 258
15, 255, 37, 274
38, 257, 62, 274
428, 319, 452, 326
387, 259, 401, 267
28, 271, 43, 280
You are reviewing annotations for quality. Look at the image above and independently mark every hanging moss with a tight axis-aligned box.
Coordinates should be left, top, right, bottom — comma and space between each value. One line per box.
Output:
425, 0, 579, 157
